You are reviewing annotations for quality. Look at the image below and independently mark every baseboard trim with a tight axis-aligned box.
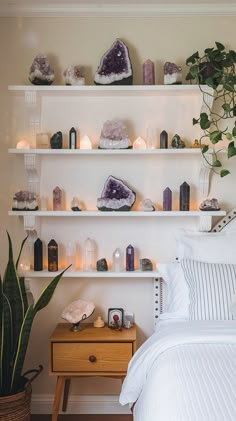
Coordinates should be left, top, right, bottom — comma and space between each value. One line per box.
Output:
31, 394, 131, 414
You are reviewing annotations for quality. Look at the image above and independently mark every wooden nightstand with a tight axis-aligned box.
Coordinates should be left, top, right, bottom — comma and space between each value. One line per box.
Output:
49, 323, 137, 420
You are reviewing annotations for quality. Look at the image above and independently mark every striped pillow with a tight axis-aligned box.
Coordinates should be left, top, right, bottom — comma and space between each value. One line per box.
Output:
181, 259, 236, 320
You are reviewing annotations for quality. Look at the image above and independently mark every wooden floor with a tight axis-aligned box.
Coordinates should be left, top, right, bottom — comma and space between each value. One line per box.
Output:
31, 415, 132, 420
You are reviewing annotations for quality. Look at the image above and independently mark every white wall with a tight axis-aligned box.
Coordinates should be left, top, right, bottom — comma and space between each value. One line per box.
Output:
1, 14, 236, 413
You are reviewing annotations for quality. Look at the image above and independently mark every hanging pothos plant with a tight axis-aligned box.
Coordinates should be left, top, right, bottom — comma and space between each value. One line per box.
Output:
185, 41, 236, 177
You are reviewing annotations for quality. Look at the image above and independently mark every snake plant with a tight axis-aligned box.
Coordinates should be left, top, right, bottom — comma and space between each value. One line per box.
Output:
0, 232, 68, 396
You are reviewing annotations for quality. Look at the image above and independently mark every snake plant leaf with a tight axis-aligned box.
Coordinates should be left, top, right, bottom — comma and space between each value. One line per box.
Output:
33, 266, 70, 314
19, 276, 28, 316
1, 294, 13, 395
15, 235, 28, 270
3, 232, 24, 359
10, 305, 34, 393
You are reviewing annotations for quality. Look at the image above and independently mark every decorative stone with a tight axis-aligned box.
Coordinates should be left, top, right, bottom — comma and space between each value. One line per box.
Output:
29, 54, 54, 85
140, 258, 153, 271
36, 133, 50, 149
164, 62, 182, 85
80, 135, 92, 149
163, 187, 172, 211
133, 136, 147, 150
53, 186, 62, 211
180, 182, 190, 211
93, 316, 105, 328
16, 139, 30, 149
140, 199, 155, 211
160, 130, 168, 149
96, 258, 108, 271
48, 239, 58, 272
12, 190, 38, 211
171, 134, 185, 149
64, 65, 85, 85
71, 197, 82, 211
94, 39, 133, 85
34, 238, 43, 271
61, 299, 95, 331
99, 119, 131, 149
83, 238, 96, 271
143, 59, 155, 85
50, 131, 63, 149
112, 248, 123, 272
199, 198, 220, 211
126, 244, 134, 271
146, 127, 157, 149
97, 175, 136, 211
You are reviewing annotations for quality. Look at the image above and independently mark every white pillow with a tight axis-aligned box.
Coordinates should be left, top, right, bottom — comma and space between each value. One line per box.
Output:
181, 259, 236, 320
176, 230, 236, 264
158, 262, 189, 319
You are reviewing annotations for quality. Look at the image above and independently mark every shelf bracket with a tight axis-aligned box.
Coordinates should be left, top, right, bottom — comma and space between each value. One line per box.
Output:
23, 215, 41, 238
199, 215, 212, 232
24, 153, 41, 194
199, 153, 213, 201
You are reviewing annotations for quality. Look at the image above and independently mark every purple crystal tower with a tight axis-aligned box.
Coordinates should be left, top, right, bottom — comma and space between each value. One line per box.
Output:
160, 130, 168, 149
53, 186, 62, 211
143, 60, 155, 85
163, 187, 172, 211
179, 182, 190, 211
126, 244, 134, 271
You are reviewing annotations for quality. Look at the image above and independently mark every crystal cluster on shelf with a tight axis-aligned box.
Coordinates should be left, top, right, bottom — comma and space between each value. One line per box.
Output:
12, 191, 38, 211
139, 258, 153, 271
61, 299, 95, 331
64, 65, 85, 85
94, 39, 133, 85
171, 134, 186, 148
99, 119, 131, 149
29, 54, 55, 85
97, 175, 136, 211
199, 198, 220, 211
140, 199, 155, 211
164, 62, 182, 85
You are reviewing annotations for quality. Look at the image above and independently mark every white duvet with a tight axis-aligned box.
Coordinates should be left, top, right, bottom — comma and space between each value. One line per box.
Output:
119, 320, 236, 421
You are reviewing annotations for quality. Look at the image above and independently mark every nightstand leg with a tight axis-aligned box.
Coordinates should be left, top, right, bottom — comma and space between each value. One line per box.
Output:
52, 376, 64, 421
62, 378, 71, 412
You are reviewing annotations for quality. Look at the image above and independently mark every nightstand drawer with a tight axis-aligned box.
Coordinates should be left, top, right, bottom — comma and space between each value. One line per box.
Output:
52, 342, 132, 372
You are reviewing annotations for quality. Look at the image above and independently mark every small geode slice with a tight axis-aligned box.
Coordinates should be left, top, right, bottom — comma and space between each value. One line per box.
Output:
97, 175, 136, 211
164, 62, 182, 85
29, 54, 55, 85
99, 119, 131, 149
94, 39, 133, 85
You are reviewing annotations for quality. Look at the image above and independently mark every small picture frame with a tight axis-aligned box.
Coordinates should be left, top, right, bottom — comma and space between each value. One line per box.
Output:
108, 308, 124, 328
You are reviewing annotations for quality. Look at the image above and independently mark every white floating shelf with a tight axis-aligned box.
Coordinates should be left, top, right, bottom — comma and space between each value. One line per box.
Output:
8, 210, 226, 217
8, 148, 202, 155
8, 84, 213, 97
23, 270, 161, 278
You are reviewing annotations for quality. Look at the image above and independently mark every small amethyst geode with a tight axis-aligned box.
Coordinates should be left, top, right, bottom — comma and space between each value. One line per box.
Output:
97, 176, 136, 211
99, 119, 131, 149
94, 39, 133, 85
29, 54, 54, 85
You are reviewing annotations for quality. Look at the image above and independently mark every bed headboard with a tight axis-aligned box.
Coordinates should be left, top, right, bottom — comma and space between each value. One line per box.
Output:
154, 207, 236, 327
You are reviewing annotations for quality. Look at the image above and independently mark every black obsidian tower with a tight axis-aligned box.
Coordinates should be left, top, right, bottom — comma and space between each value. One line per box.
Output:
34, 238, 43, 271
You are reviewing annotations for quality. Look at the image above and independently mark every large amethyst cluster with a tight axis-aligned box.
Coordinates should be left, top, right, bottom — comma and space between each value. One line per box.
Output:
29, 54, 55, 85
97, 176, 136, 211
94, 39, 133, 85
99, 119, 131, 149
12, 190, 38, 211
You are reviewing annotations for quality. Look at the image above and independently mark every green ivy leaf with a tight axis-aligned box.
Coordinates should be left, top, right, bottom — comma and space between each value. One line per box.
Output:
225, 132, 233, 141
186, 51, 199, 65
223, 82, 235, 92
232, 126, 236, 137
220, 169, 230, 177
209, 131, 222, 143
228, 141, 236, 158
193, 118, 199, 125
222, 103, 231, 112
212, 160, 222, 167
229, 50, 236, 63
199, 113, 211, 130
185, 72, 194, 81
215, 42, 225, 51
232, 105, 236, 116
202, 145, 209, 154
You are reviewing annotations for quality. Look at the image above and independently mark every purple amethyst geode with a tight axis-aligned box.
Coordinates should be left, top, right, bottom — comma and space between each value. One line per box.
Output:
94, 39, 133, 85
29, 54, 55, 85
97, 176, 136, 211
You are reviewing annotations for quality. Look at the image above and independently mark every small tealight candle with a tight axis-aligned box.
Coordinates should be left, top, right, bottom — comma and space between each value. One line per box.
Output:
16, 139, 30, 149
133, 136, 147, 150
80, 135, 92, 150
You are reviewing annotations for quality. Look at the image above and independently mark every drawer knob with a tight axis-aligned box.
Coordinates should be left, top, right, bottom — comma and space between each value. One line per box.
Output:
89, 355, 97, 363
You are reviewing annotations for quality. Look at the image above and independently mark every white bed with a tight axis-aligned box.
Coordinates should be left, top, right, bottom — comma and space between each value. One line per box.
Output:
119, 211, 236, 421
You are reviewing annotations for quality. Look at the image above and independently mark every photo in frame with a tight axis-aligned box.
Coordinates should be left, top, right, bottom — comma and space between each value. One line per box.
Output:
108, 308, 124, 328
